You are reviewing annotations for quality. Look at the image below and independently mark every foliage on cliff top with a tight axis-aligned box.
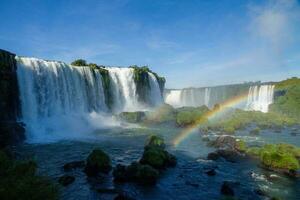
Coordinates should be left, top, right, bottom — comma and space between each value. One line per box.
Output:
270, 77, 300, 120
0, 151, 58, 200
71, 59, 87, 66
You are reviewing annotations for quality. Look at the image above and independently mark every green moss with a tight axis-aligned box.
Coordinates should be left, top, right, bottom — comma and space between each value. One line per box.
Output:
246, 144, 300, 171
235, 140, 247, 152
176, 106, 209, 127
145, 135, 166, 149
0, 151, 58, 200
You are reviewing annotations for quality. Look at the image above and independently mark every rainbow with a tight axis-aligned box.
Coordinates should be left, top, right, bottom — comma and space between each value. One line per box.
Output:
173, 92, 249, 146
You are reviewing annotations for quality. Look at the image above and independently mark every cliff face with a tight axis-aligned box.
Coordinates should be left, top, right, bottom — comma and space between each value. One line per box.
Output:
0, 49, 24, 148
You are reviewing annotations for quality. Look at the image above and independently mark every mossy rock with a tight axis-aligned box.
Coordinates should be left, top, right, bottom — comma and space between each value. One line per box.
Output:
145, 135, 165, 149
118, 111, 146, 123
140, 146, 176, 169
113, 162, 159, 185
85, 149, 112, 176
58, 175, 75, 186
135, 164, 159, 185
0, 150, 58, 200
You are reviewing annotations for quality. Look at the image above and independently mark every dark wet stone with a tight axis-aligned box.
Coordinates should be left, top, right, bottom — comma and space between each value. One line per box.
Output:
207, 152, 220, 160
254, 188, 268, 197
205, 169, 216, 176
63, 160, 85, 171
221, 181, 234, 196
84, 149, 112, 177
58, 175, 75, 186
114, 193, 136, 200
113, 162, 159, 186
207, 149, 244, 163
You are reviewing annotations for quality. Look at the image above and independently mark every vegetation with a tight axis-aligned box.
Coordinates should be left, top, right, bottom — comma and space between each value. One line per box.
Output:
270, 77, 300, 120
71, 59, 87, 66
130, 65, 165, 102
0, 151, 58, 200
176, 106, 209, 127
98, 67, 113, 110
207, 109, 297, 134
246, 143, 300, 171
145, 104, 176, 123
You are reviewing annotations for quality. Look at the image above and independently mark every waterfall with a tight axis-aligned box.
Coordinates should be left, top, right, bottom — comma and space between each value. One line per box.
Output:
148, 72, 163, 106
16, 57, 163, 142
107, 67, 139, 111
246, 85, 275, 113
164, 90, 183, 108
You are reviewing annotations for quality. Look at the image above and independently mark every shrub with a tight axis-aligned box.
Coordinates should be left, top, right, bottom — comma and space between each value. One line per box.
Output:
71, 59, 87, 66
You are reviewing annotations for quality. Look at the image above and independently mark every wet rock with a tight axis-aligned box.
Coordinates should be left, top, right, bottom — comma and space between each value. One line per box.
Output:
63, 160, 85, 171
207, 136, 240, 150
118, 111, 146, 123
254, 188, 268, 197
207, 149, 244, 163
113, 162, 159, 186
221, 181, 234, 196
205, 169, 216, 176
84, 149, 112, 176
140, 135, 176, 169
58, 175, 75, 186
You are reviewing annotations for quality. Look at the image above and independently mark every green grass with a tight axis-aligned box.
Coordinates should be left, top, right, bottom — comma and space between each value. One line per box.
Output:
175, 106, 209, 127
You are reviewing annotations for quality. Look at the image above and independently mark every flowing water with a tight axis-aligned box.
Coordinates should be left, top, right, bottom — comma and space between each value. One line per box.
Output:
165, 84, 275, 113
16, 124, 300, 200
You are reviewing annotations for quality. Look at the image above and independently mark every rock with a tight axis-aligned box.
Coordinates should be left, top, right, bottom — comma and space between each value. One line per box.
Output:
145, 135, 166, 149
207, 136, 237, 150
84, 149, 112, 176
207, 152, 220, 160
118, 111, 146, 123
140, 146, 176, 169
114, 193, 135, 200
205, 169, 216, 176
135, 164, 159, 185
221, 181, 234, 196
58, 175, 75, 186
113, 164, 128, 182
63, 160, 85, 171
0, 122, 25, 148
254, 188, 268, 197
207, 149, 244, 163
113, 162, 159, 186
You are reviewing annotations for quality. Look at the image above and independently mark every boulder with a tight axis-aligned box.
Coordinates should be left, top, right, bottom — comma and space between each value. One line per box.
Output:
84, 149, 112, 176
221, 181, 235, 196
207, 136, 237, 150
205, 169, 216, 176
63, 160, 85, 171
207, 149, 244, 163
113, 162, 159, 186
58, 175, 75, 186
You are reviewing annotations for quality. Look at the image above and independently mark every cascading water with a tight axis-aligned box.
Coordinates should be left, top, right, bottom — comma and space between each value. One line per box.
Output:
148, 72, 163, 106
246, 85, 275, 113
16, 57, 163, 142
164, 90, 183, 108
107, 67, 139, 112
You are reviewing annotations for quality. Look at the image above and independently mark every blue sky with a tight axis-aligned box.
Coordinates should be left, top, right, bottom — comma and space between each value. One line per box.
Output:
1, 0, 300, 88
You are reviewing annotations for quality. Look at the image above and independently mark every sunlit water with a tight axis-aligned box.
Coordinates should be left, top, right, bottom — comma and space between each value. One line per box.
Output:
16, 124, 300, 200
